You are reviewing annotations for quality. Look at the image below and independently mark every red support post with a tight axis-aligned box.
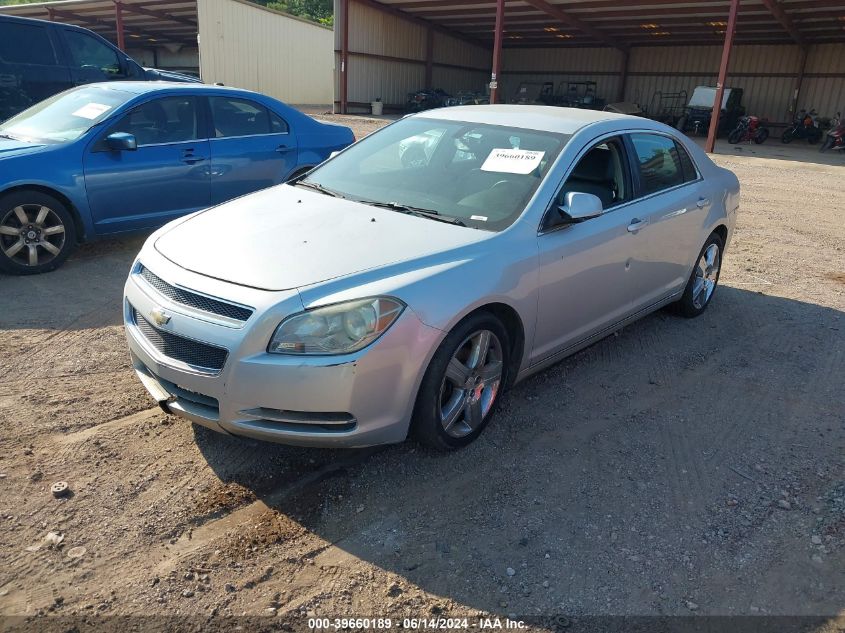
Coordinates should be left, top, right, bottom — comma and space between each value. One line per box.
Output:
705, 0, 740, 154
340, 0, 349, 114
425, 27, 434, 89
489, 0, 505, 104
114, 1, 125, 52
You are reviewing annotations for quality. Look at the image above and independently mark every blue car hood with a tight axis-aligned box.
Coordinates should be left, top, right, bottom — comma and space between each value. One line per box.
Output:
0, 138, 49, 159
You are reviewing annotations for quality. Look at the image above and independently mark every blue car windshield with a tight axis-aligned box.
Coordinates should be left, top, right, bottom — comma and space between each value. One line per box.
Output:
300, 117, 568, 232
0, 86, 134, 144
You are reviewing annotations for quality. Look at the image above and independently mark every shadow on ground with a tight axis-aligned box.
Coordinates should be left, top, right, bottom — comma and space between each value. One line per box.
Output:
195, 285, 845, 617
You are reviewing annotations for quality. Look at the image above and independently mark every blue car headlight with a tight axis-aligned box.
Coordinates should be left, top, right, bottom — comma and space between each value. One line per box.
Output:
268, 297, 405, 355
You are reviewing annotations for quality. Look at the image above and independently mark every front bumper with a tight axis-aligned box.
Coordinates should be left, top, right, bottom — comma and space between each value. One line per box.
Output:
124, 249, 443, 448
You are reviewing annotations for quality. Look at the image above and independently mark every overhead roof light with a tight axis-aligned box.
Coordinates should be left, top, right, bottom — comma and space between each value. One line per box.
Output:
706, 21, 727, 27
129, 33, 141, 38
148, 38, 158, 42
544, 26, 559, 32
651, 31, 671, 36
556, 33, 573, 39
640, 23, 659, 29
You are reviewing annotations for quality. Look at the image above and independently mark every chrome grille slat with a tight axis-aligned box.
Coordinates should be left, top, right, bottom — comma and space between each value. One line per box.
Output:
138, 264, 253, 322
132, 307, 228, 372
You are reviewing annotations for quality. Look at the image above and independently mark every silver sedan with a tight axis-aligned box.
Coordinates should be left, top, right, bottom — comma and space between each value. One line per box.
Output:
123, 105, 739, 450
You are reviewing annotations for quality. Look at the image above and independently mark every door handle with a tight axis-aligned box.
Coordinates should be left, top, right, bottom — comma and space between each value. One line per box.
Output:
181, 156, 206, 164
627, 217, 649, 233
696, 197, 711, 208
275, 144, 290, 152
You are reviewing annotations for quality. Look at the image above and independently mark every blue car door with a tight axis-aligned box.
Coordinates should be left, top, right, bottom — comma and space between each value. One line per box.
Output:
83, 95, 211, 233
207, 95, 297, 204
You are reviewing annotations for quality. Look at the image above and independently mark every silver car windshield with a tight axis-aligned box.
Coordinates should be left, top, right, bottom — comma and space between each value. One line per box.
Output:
0, 86, 134, 144
302, 118, 569, 231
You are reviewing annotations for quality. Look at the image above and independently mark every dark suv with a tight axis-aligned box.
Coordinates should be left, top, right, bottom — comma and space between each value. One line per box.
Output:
0, 14, 198, 121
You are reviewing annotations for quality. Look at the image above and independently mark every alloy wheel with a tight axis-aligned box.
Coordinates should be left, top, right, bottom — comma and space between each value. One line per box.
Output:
692, 243, 720, 310
438, 329, 503, 439
0, 204, 66, 268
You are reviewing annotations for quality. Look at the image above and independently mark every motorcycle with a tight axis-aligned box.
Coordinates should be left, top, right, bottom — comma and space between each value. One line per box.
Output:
819, 112, 844, 153
727, 115, 769, 144
406, 88, 450, 113
781, 108, 822, 144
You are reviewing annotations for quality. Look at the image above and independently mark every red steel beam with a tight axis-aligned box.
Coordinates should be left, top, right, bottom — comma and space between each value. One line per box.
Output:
705, 0, 740, 153
340, 0, 349, 114
759, 0, 805, 45
114, 1, 125, 51
118, 2, 197, 28
521, 0, 628, 50
489, 0, 505, 104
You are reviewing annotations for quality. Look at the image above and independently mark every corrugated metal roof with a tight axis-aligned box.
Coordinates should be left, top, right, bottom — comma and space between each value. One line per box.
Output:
375, 0, 845, 48
0, 0, 198, 47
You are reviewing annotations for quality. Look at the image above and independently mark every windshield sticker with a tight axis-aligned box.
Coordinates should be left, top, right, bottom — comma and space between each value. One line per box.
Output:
72, 103, 112, 120
481, 149, 545, 175
470, 215, 488, 221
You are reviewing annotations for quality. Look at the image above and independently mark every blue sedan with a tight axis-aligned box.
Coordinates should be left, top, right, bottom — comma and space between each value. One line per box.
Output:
0, 82, 354, 274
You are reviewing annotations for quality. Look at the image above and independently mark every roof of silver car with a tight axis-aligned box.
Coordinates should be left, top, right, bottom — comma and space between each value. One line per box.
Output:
415, 104, 632, 135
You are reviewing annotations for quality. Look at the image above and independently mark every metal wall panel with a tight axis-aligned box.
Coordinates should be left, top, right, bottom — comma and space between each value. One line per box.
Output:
198, 0, 333, 105
348, 1, 427, 60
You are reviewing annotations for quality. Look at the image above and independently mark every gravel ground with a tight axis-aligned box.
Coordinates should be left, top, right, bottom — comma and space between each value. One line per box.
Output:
0, 115, 843, 631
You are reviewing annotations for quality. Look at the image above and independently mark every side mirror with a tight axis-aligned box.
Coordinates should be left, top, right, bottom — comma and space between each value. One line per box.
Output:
105, 132, 137, 151
559, 191, 604, 222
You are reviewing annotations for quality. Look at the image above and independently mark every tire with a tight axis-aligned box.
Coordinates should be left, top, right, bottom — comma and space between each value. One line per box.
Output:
0, 190, 76, 275
727, 129, 743, 144
412, 312, 510, 450
754, 128, 769, 144
668, 232, 724, 319
781, 129, 794, 144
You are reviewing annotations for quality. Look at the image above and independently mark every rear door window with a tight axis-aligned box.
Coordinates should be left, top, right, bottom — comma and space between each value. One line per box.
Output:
628, 133, 685, 196
0, 22, 56, 65
209, 96, 287, 138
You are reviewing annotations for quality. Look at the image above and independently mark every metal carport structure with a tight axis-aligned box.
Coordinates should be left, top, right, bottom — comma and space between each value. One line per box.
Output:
335, 0, 845, 152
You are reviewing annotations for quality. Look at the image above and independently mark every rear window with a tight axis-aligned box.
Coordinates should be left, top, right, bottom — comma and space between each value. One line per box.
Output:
0, 22, 56, 66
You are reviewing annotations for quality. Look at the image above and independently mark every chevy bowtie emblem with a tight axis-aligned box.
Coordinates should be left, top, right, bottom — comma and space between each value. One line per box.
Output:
150, 307, 171, 327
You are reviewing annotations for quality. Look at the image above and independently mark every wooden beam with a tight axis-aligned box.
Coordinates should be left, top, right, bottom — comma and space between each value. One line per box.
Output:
705, 0, 740, 153
759, 0, 805, 45
489, 0, 505, 104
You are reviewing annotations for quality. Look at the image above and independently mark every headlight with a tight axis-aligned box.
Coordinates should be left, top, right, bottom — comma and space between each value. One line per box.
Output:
268, 297, 405, 355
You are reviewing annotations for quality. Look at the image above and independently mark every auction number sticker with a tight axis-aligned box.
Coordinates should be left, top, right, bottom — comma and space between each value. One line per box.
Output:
481, 149, 545, 175
72, 103, 112, 120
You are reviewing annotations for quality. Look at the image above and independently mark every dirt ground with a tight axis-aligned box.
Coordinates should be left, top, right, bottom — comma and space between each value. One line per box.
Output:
0, 115, 843, 631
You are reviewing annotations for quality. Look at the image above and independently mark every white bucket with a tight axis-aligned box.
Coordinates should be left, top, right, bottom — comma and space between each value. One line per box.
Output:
371, 101, 384, 116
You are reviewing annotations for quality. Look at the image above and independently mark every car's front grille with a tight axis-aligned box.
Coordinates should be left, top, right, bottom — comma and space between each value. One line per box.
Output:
132, 307, 228, 372
137, 264, 253, 322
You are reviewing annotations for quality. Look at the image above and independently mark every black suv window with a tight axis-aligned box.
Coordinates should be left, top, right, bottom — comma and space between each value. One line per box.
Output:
210, 96, 288, 138
629, 133, 685, 196
0, 22, 56, 65
63, 30, 122, 77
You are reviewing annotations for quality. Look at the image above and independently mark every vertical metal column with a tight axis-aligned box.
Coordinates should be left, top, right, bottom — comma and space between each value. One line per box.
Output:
705, 0, 740, 153
425, 27, 434, 89
114, 1, 125, 52
489, 0, 505, 104
340, 0, 350, 114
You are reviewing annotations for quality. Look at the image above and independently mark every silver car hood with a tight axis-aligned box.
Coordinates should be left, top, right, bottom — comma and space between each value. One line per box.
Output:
154, 185, 486, 291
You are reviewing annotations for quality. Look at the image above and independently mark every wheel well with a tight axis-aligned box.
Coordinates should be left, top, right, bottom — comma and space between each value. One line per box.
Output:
468, 302, 525, 387
712, 224, 728, 246
0, 185, 85, 242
